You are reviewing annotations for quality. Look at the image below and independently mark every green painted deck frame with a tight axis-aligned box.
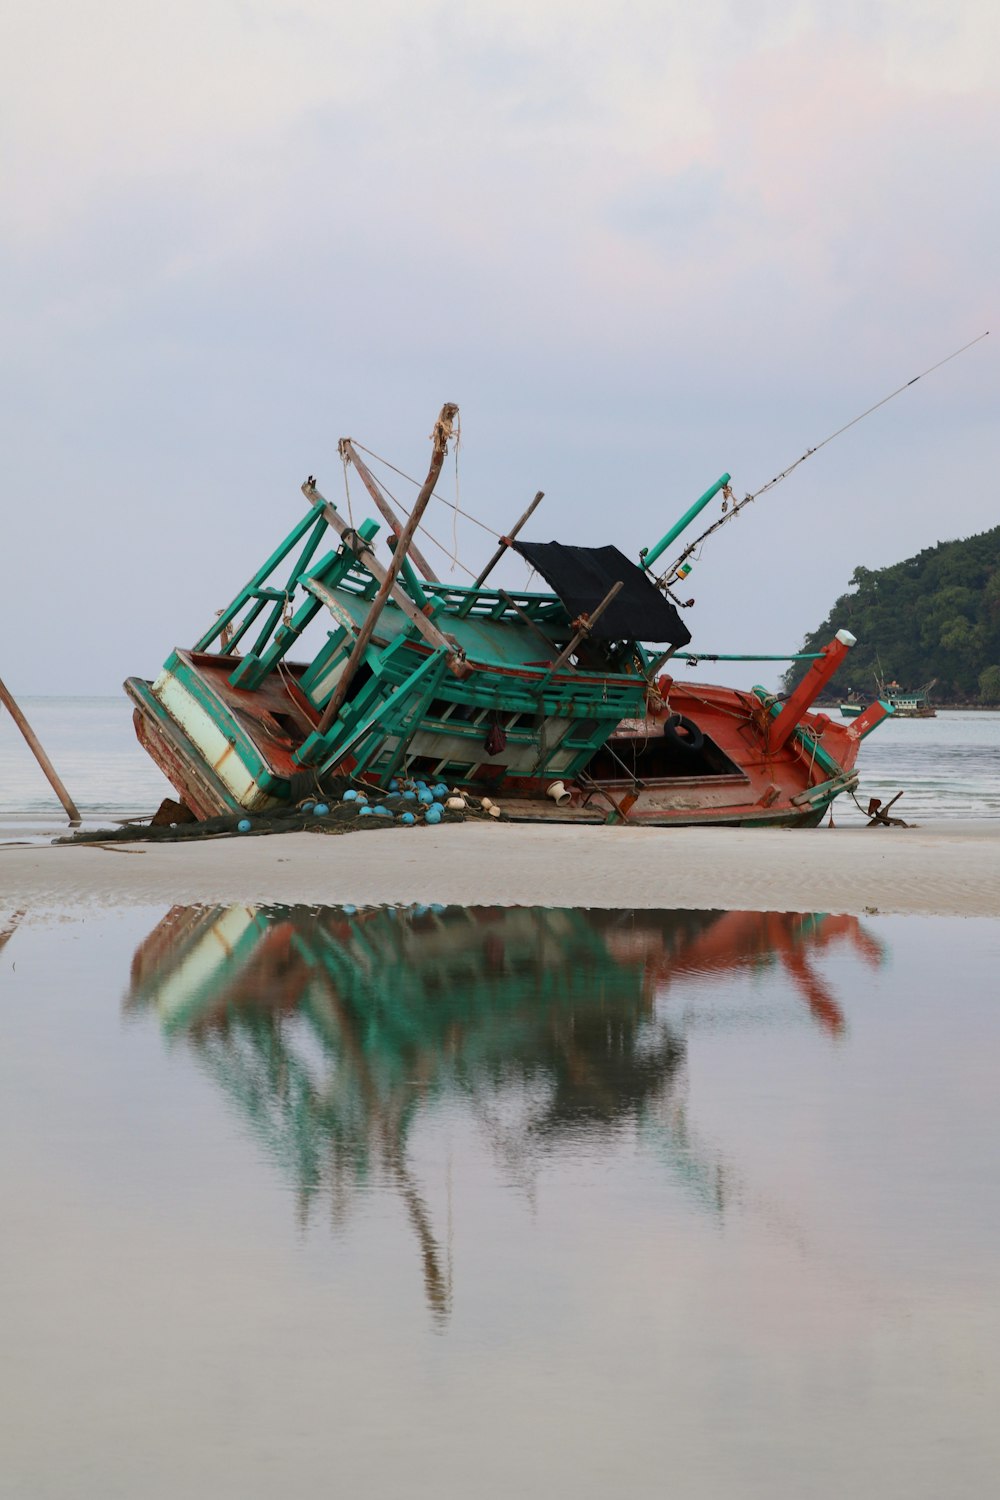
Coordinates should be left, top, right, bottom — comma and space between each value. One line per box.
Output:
193, 499, 575, 695
228, 522, 382, 693
194, 506, 330, 655
294, 621, 645, 783
304, 644, 453, 781
185, 492, 657, 789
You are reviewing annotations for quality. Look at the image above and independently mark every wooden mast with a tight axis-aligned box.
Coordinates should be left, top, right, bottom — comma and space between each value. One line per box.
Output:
313, 404, 460, 739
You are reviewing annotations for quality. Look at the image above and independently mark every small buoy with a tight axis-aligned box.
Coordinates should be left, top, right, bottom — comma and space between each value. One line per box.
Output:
431, 799, 445, 813
402, 789, 417, 802
237, 818, 252, 833
400, 811, 416, 826
359, 806, 373, 817
480, 797, 494, 811
418, 789, 434, 805
301, 799, 316, 812
313, 802, 330, 817
488, 805, 501, 818
425, 806, 442, 825
375, 805, 393, 819
342, 903, 357, 915
446, 796, 466, 810
342, 788, 358, 802
389, 779, 400, 792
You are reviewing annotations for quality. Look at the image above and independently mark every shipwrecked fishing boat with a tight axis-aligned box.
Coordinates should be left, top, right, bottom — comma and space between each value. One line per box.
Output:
126, 403, 891, 828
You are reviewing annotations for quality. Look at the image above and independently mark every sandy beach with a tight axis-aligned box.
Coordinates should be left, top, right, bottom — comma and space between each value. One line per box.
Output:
3, 821, 998, 916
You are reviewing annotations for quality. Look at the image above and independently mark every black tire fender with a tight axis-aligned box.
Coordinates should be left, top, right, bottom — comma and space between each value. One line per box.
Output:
663, 713, 704, 755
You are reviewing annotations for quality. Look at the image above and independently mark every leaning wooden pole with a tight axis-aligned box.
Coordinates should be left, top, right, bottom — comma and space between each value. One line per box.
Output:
314, 403, 460, 740
472, 490, 545, 589
0, 675, 81, 824
340, 439, 436, 582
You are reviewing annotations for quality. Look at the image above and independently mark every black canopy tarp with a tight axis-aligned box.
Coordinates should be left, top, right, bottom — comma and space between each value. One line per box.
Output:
512, 540, 692, 646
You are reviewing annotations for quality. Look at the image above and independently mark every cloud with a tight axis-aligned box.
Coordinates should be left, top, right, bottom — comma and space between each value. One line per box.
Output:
0, 1, 997, 691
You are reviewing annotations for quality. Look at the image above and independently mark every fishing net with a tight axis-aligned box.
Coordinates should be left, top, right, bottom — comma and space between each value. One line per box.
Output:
55, 793, 490, 845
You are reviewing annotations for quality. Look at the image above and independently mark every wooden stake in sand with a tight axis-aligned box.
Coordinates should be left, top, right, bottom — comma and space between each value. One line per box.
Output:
0, 676, 81, 825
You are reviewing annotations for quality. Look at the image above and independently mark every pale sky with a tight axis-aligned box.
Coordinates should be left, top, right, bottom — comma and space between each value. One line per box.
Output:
2, 0, 996, 694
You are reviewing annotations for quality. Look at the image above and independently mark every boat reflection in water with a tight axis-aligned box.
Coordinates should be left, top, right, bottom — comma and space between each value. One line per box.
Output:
125, 904, 884, 1321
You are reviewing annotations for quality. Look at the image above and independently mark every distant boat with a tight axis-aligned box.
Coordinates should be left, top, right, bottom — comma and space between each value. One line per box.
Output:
840, 677, 936, 719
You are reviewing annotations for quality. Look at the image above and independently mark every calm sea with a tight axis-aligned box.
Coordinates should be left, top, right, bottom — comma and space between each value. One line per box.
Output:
2, 696, 999, 839
0, 696, 172, 841
1, 902, 998, 1497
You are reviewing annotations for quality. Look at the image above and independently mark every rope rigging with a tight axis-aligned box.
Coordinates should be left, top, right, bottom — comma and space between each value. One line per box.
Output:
352, 462, 479, 580
352, 440, 498, 536
655, 329, 990, 590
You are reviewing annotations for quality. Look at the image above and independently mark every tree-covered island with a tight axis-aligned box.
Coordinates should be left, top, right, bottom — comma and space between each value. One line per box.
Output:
783, 525, 1000, 705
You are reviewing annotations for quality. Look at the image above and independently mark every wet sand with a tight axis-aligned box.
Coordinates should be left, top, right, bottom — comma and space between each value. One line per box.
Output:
3, 822, 999, 916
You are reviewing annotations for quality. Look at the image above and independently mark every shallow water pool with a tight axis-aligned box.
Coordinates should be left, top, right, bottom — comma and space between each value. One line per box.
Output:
1, 902, 998, 1498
